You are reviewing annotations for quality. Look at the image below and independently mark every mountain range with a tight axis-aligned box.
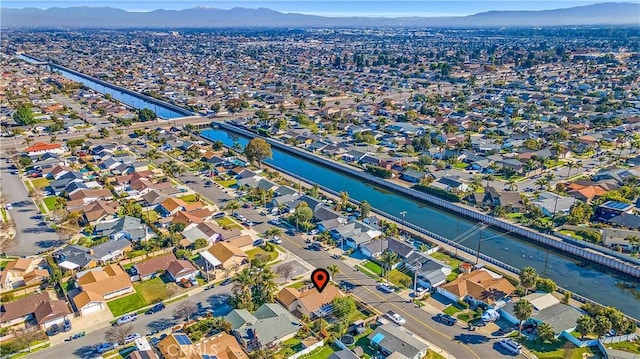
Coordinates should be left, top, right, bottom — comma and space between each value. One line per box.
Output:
2, 2, 639, 28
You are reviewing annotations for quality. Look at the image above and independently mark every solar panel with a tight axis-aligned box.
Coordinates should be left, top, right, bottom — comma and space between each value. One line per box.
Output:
202, 355, 218, 359
174, 333, 192, 345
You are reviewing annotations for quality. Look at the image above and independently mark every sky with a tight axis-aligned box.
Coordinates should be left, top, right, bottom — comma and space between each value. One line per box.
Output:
3, 0, 634, 17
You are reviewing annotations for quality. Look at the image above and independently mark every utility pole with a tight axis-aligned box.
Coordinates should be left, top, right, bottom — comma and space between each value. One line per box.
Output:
400, 211, 407, 239
411, 260, 422, 304
475, 223, 487, 265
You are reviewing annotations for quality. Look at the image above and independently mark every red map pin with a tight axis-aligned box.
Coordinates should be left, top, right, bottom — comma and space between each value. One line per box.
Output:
311, 268, 330, 293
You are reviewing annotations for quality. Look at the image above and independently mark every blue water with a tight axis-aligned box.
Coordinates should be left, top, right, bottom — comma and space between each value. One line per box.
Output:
202, 128, 640, 319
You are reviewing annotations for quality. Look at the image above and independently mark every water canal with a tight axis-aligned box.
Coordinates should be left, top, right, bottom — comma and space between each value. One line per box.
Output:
25, 52, 639, 318
202, 128, 640, 318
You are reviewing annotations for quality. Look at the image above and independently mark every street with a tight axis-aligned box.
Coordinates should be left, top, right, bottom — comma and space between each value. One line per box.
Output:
0, 152, 63, 255
27, 285, 234, 359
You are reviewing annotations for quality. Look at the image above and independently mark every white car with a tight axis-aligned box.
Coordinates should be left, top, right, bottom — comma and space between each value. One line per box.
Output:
124, 333, 141, 345
5, 203, 12, 210
497, 338, 522, 355
269, 236, 282, 244
95, 342, 118, 353
386, 311, 406, 326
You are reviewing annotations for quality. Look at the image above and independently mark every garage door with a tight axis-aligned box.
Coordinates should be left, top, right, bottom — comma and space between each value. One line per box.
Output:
81, 302, 103, 315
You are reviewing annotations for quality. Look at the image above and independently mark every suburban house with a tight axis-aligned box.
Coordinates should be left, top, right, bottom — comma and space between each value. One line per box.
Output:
329, 221, 383, 249
157, 333, 197, 359
438, 268, 515, 306
431, 176, 469, 192
531, 192, 577, 217
276, 284, 343, 318
403, 252, 452, 289
471, 187, 524, 213
368, 323, 430, 359
0, 292, 71, 329
166, 260, 199, 283
180, 221, 223, 246
596, 201, 636, 220
133, 253, 179, 281
401, 168, 427, 183
158, 197, 201, 217
89, 238, 133, 263
202, 242, 248, 273
499, 292, 583, 337
0, 257, 50, 290
73, 200, 119, 225
24, 142, 65, 156
226, 303, 301, 351
601, 228, 640, 252
158, 331, 248, 359
53, 245, 97, 271
360, 238, 415, 261
94, 216, 148, 241
72, 290, 106, 316
76, 264, 134, 302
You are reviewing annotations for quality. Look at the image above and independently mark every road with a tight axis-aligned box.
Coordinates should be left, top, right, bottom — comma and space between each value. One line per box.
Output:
27, 285, 234, 359
0, 152, 63, 256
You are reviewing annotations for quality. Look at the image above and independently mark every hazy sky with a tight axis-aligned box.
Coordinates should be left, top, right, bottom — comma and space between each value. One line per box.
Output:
3, 0, 633, 16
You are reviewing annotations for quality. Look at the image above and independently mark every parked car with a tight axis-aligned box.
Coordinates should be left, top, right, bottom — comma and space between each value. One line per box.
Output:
96, 342, 118, 354
269, 236, 282, 244
49, 324, 60, 336
145, 303, 166, 315
63, 319, 72, 332
309, 229, 319, 235
189, 276, 198, 286
115, 314, 138, 326
221, 278, 233, 286
434, 313, 457, 326
124, 333, 141, 345
385, 311, 406, 326
5, 203, 12, 210
204, 283, 215, 290
497, 338, 522, 355
180, 278, 192, 287
376, 283, 395, 293
253, 239, 265, 246
213, 212, 225, 219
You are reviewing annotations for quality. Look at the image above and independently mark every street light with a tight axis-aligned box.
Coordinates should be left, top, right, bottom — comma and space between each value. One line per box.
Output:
399, 211, 407, 238
475, 223, 488, 265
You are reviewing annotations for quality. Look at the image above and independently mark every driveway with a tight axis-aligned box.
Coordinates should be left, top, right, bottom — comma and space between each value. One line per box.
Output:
0, 153, 63, 255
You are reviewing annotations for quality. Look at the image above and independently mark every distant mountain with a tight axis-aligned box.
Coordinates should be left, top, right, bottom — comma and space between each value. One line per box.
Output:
2, 2, 639, 29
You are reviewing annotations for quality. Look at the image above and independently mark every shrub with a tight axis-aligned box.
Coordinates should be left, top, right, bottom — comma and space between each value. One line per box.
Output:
366, 165, 393, 179
413, 184, 461, 202
456, 300, 469, 309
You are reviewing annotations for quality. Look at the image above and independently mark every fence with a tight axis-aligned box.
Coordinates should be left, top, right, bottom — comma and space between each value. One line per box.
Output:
217, 122, 640, 279
288, 339, 324, 359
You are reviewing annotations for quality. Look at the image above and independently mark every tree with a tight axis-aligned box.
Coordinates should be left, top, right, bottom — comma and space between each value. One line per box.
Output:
105, 324, 133, 344
249, 347, 275, 359
294, 202, 313, 229
138, 108, 157, 122
13, 105, 37, 126
119, 200, 143, 218
575, 315, 595, 339
519, 266, 538, 295
514, 299, 533, 336
336, 191, 350, 211
536, 278, 557, 293
380, 250, 399, 284
567, 202, 594, 225
275, 263, 294, 283
536, 322, 555, 343
359, 200, 371, 219
594, 315, 612, 337
224, 200, 240, 216
174, 301, 198, 321
331, 296, 356, 321
327, 264, 340, 283
244, 138, 272, 168
15, 327, 41, 352
194, 238, 208, 249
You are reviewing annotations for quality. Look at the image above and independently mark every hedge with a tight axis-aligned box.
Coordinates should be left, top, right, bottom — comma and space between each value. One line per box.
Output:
413, 184, 461, 202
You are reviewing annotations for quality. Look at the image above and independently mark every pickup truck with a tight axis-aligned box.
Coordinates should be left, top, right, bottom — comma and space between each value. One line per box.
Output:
115, 313, 138, 326
385, 311, 406, 326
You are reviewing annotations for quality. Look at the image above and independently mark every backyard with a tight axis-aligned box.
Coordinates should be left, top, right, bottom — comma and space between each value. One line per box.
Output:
246, 247, 278, 262
361, 260, 413, 288
214, 216, 242, 230
604, 339, 640, 354
517, 338, 594, 359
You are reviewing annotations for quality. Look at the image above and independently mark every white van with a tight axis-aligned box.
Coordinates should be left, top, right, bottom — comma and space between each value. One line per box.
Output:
498, 338, 522, 355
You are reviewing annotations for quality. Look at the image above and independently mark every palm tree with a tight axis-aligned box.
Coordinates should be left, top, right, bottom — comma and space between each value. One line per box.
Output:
224, 200, 240, 216
507, 179, 518, 191
575, 315, 596, 339
327, 265, 340, 283
483, 174, 495, 187
144, 149, 161, 166
232, 267, 254, 310
514, 299, 533, 336
23, 137, 34, 147
380, 250, 399, 284
566, 161, 577, 179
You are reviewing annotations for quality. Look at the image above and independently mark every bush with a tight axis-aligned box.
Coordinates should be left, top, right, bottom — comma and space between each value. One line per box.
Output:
456, 300, 469, 309
413, 184, 461, 202
1, 292, 14, 303
366, 165, 393, 179
577, 230, 602, 243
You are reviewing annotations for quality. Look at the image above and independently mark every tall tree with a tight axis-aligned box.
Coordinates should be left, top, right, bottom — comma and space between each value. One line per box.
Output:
359, 200, 371, 219
13, 105, 37, 126
105, 324, 133, 344
380, 250, 399, 284
536, 322, 555, 343
244, 138, 272, 168
575, 315, 595, 339
594, 315, 612, 337
519, 266, 538, 295
514, 299, 533, 336
138, 108, 157, 122
327, 264, 340, 283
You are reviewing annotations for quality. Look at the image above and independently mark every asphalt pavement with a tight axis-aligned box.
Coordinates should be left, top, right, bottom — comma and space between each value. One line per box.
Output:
0, 152, 63, 256
27, 284, 234, 359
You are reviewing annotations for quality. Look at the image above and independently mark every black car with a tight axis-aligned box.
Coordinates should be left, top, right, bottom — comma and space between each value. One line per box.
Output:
221, 278, 233, 286
434, 313, 457, 326
145, 303, 166, 314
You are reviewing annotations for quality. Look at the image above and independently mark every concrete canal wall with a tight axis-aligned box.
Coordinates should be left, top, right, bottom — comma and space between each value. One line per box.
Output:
217, 122, 640, 280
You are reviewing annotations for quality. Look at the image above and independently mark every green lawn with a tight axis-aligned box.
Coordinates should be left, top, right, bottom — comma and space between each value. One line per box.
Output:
215, 216, 242, 229
142, 210, 160, 223
133, 277, 169, 304
387, 269, 412, 288
453, 162, 467, 170
178, 194, 198, 203
216, 179, 237, 188
605, 340, 640, 354
430, 251, 462, 270
246, 247, 278, 262
456, 311, 478, 323
425, 351, 446, 359
43, 196, 58, 211
362, 261, 383, 276
305, 346, 335, 359
443, 305, 463, 316
31, 178, 50, 189
517, 338, 593, 359
107, 292, 146, 317
287, 281, 310, 289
